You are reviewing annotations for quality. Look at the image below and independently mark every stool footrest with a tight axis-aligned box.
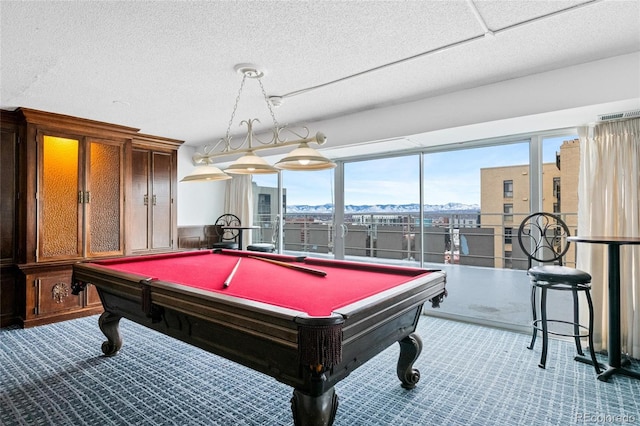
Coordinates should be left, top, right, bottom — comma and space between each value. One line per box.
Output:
532, 319, 591, 339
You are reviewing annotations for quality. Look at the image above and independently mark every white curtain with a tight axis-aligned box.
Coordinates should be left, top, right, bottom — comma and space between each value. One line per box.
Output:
224, 175, 254, 246
577, 118, 640, 358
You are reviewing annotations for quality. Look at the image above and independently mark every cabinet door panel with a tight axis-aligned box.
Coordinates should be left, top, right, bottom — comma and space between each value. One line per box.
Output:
130, 149, 150, 251
1, 128, 16, 262
152, 152, 172, 249
86, 140, 124, 256
30, 269, 83, 317
39, 135, 82, 260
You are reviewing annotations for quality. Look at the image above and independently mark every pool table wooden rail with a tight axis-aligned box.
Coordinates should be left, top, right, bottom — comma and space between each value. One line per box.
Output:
72, 263, 312, 370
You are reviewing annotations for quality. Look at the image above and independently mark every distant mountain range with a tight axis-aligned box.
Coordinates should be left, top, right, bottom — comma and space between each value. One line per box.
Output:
286, 203, 480, 214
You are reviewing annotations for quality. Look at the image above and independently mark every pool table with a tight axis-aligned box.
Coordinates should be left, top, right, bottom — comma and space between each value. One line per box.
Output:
72, 249, 447, 426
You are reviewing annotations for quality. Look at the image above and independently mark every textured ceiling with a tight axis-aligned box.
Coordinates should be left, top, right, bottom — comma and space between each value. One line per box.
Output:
1, 0, 639, 153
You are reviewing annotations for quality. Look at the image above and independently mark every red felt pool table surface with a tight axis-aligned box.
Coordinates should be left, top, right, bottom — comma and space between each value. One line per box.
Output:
92, 250, 438, 316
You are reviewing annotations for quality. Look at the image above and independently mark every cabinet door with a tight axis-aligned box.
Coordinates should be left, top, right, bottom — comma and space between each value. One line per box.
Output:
151, 151, 172, 249
1, 126, 17, 263
85, 139, 124, 257
130, 149, 150, 251
129, 149, 174, 252
38, 134, 82, 261
27, 269, 83, 318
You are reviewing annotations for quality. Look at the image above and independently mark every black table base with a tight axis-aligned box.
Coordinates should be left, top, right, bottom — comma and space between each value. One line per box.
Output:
568, 236, 640, 383
575, 354, 640, 382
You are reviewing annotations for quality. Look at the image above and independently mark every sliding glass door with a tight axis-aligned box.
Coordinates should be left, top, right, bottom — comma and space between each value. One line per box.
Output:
421, 141, 532, 327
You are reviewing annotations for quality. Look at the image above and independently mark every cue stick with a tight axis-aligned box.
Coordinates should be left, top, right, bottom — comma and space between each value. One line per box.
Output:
248, 255, 327, 277
223, 258, 242, 288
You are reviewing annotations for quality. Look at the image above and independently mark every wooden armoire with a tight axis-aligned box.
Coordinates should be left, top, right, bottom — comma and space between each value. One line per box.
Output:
0, 108, 183, 327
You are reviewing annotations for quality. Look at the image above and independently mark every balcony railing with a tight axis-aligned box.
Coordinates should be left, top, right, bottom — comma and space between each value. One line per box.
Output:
253, 211, 578, 270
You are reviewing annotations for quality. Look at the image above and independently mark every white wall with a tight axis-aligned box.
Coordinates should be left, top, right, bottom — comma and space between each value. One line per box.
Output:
177, 148, 226, 226
177, 53, 640, 226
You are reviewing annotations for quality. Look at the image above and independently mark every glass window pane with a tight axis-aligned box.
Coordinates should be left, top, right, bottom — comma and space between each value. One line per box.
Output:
543, 135, 579, 267
260, 169, 334, 256
251, 174, 279, 247
284, 169, 334, 255
503, 180, 513, 198
344, 156, 420, 262
422, 142, 529, 268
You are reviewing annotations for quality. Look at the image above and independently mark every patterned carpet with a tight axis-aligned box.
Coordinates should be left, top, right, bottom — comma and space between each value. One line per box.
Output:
1, 315, 639, 426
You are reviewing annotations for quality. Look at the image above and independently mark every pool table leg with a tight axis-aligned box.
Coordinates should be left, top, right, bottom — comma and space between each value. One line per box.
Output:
98, 311, 123, 357
291, 385, 338, 426
397, 333, 423, 389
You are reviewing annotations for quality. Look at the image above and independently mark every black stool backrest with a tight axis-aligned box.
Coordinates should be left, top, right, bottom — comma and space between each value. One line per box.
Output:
517, 212, 571, 269
215, 214, 241, 242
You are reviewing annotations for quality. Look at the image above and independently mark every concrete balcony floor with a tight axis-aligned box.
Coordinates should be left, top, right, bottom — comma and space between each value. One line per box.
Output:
285, 250, 580, 338
423, 262, 576, 335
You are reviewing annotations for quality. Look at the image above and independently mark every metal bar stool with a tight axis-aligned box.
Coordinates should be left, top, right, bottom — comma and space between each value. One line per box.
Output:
246, 243, 276, 252
209, 214, 241, 250
517, 212, 600, 373
247, 215, 279, 253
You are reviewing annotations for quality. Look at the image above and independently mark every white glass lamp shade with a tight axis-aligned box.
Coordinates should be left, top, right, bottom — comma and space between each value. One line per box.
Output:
180, 164, 231, 182
274, 143, 336, 171
225, 151, 278, 174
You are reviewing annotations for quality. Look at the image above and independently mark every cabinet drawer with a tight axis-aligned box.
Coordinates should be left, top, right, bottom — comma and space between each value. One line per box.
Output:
25, 269, 83, 318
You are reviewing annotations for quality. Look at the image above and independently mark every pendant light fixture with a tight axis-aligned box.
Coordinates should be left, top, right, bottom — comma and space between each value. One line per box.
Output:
181, 64, 334, 182
274, 139, 336, 171
180, 164, 232, 181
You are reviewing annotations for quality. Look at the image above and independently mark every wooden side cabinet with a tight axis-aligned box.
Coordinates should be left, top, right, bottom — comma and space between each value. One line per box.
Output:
17, 263, 102, 327
1, 112, 19, 326
1, 108, 183, 327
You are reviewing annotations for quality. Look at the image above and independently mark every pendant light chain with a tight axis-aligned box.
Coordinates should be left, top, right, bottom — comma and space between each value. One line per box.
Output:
258, 77, 280, 130
224, 73, 248, 143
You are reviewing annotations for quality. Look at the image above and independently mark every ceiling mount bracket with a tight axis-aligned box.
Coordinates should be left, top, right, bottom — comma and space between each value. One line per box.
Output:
234, 63, 264, 79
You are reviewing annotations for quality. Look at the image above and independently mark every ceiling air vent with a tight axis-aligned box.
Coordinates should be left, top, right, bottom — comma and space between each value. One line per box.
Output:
597, 109, 640, 122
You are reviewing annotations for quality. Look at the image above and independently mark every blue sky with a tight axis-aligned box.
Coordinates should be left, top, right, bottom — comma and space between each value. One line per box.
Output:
253, 136, 572, 206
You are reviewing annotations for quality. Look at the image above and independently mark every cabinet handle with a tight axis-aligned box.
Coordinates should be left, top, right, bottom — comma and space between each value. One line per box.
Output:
144, 195, 149, 206
152, 195, 157, 206
77, 191, 91, 204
